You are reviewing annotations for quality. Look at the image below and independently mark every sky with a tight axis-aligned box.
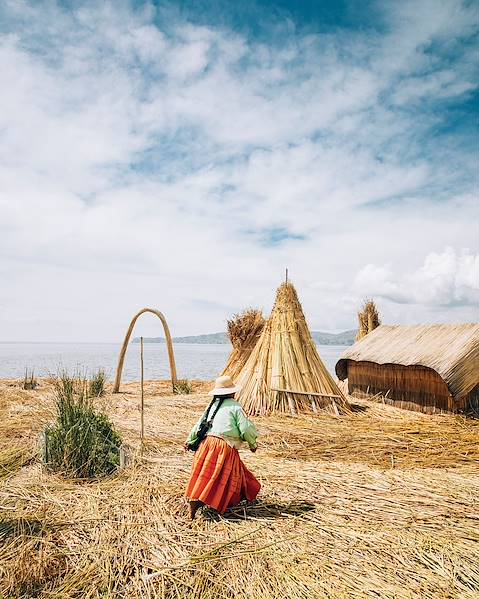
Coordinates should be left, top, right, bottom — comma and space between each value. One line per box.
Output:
1, 0, 478, 342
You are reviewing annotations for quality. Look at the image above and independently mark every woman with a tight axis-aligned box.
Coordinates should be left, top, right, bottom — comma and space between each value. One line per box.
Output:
185, 375, 261, 520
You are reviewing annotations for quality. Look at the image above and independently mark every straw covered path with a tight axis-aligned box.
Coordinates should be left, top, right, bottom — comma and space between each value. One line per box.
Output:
1, 379, 479, 598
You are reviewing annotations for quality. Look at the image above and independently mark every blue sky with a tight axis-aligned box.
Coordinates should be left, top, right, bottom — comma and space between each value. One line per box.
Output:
0, 0, 478, 341
154, 0, 384, 36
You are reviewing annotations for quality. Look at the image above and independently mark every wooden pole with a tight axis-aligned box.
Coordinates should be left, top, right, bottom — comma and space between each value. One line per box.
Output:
285, 268, 288, 283
113, 308, 178, 393
140, 336, 145, 448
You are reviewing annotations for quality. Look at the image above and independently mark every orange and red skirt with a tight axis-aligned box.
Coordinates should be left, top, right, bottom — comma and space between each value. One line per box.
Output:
185, 435, 261, 514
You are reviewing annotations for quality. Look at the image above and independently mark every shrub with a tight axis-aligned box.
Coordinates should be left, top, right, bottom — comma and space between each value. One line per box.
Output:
20, 369, 38, 390
173, 379, 193, 395
43, 372, 121, 478
89, 369, 107, 397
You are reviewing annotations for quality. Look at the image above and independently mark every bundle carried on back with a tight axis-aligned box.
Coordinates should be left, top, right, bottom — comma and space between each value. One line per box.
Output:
234, 281, 350, 416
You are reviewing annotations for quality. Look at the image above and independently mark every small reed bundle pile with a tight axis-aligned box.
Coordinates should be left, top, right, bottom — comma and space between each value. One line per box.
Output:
235, 281, 350, 416
222, 309, 265, 381
356, 298, 381, 341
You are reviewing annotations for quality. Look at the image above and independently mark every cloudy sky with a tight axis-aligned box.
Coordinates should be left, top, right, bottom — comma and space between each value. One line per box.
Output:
1, 0, 478, 342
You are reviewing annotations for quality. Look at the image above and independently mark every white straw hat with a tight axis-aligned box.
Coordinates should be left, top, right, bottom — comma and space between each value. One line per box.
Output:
208, 375, 240, 396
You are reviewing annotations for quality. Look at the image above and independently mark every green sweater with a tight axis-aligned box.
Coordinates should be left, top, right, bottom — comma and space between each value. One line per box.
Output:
186, 398, 258, 449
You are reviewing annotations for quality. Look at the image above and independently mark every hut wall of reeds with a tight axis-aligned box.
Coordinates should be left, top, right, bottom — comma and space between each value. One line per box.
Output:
235, 282, 349, 416
336, 324, 479, 414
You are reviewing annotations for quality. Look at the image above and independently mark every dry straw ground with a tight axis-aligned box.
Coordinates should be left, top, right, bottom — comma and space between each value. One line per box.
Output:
1, 379, 479, 599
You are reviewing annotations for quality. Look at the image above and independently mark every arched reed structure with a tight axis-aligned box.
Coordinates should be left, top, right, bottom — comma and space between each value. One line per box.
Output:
113, 308, 178, 393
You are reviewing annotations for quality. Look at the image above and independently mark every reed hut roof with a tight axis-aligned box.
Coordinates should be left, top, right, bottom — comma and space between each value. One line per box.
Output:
235, 281, 349, 416
336, 324, 479, 400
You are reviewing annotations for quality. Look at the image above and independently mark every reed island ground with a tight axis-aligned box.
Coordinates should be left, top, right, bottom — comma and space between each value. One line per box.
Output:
1, 379, 478, 599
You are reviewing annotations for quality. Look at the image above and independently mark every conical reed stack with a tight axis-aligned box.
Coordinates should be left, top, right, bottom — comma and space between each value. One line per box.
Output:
235, 282, 350, 416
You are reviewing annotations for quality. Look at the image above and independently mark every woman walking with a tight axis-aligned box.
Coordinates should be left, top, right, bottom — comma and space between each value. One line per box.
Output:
185, 375, 261, 519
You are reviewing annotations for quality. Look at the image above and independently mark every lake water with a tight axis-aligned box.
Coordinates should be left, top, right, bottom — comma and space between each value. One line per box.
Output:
0, 342, 348, 381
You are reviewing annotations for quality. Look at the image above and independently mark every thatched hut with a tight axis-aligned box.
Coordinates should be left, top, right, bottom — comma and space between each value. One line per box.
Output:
235, 281, 350, 416
336, 324, 479, 414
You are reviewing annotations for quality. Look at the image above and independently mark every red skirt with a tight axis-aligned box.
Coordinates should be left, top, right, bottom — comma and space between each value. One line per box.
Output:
185, 436, 261, 514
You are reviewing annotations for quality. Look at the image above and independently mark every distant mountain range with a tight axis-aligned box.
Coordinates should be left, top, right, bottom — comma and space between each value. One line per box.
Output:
133, 329, 357, 346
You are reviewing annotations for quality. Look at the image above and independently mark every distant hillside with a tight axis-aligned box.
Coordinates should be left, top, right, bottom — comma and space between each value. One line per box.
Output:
133, 329, 356, 345
135, 332, 228, 344
311, 330, 357, 345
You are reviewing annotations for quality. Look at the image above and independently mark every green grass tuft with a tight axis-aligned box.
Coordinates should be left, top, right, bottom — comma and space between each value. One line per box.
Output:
20, 368, 38, 390
89, 369, 107, 397
173, 379, 193, 395
43, 372, 121, 478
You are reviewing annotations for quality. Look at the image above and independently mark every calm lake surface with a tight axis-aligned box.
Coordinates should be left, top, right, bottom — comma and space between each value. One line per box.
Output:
0, 342, 348, 381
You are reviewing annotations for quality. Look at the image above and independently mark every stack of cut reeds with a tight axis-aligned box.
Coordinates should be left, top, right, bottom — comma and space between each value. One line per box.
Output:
222, 309, 265, 381
235, 282, 350, 416
356, 298, 381, 341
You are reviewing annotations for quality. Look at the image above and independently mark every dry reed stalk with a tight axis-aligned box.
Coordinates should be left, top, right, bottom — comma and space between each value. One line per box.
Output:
356, 311, 368, 341
223, 309, 265, 381
0, 446, 35, 481
140, 337, 145, 447
261, 412, 479, 468
235, 282, 349, 416
0, 384, 53, 483
356, 298, 381, 341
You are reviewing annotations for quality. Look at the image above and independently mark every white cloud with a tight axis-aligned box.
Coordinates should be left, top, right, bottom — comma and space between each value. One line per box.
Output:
355, 248, 479, 308
392, 70, 476, 105
0, 1, 478, 341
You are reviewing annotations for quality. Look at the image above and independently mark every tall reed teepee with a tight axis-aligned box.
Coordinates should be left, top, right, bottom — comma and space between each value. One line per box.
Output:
222, 309, 265, 381
235, 281, 350, 416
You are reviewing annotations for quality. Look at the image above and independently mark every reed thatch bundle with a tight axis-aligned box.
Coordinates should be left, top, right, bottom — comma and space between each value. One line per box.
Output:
222, 309, 265, 381
356, 298, 381, 341
235, 282, 350, 416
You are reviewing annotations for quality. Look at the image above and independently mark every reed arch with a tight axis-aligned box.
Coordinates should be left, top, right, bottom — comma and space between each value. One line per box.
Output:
113, 308, 178, 393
